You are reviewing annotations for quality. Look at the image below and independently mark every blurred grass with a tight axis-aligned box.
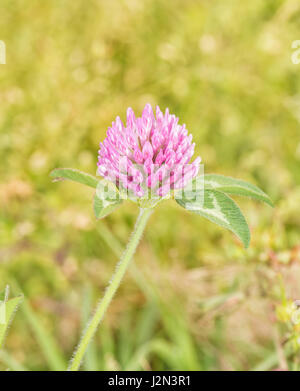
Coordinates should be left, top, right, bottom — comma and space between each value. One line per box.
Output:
1, 0, 300, 370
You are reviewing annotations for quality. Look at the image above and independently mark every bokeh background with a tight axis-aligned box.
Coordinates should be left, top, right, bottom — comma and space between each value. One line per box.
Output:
1, 0, 300, 371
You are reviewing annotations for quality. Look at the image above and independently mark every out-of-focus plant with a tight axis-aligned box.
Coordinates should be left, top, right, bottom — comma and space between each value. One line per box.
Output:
51, 104, 273, 370
275, 277, 300, 369
0, 286, 23, 350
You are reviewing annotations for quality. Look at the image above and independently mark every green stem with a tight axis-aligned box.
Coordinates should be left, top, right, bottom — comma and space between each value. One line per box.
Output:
68, 207, 153, 371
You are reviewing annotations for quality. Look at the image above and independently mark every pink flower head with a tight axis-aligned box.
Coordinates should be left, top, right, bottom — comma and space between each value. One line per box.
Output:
97, 104, 201, 199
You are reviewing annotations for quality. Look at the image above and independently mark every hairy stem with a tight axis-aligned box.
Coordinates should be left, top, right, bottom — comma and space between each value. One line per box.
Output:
68, 207, 153, 371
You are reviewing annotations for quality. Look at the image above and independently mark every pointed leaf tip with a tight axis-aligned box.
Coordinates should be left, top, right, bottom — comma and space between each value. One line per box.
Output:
50, 168, 99, 189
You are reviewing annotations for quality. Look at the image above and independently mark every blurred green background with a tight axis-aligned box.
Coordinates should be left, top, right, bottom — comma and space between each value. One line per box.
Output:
1, 0, 300, 371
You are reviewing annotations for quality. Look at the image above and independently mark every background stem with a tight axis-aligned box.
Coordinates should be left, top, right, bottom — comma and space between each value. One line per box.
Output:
68, 207, 153, 371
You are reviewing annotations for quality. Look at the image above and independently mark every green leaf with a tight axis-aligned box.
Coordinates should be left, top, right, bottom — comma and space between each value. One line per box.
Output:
94, 189, 123, 219
94, 194, 122, 219
0, 286, 23, 349
50, 168, 99, 189
176, 189, 251, 248
203, 174, 273, 207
